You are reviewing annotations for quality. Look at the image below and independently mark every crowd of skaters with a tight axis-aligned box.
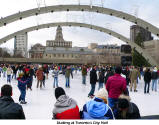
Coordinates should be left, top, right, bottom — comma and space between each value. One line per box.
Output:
0, 63, 159, 119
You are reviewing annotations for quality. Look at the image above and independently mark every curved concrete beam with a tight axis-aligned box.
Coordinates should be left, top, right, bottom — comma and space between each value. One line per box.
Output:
0, 22, 157, 66
0, 5, 159, 37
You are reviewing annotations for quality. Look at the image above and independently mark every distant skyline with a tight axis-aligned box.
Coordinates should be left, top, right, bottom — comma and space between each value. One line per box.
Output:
0, 0, 159, 50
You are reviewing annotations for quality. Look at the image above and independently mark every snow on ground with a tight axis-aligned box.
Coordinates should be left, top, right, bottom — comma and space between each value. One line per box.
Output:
0, 71, 159, 119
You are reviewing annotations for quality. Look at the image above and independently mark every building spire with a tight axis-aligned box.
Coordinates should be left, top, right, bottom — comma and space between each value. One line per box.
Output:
55, 25, 64, 42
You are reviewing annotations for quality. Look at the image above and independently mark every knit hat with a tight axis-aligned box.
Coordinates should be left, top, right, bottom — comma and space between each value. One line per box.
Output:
55, 87, 66, 99
95, 88, 108, 104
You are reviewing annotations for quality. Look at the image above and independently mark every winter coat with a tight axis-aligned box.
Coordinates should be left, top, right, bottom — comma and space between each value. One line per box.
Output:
144, 71, 151, 83
17, 77, 30, 91
98, 72, 105, 83
151, 70, 158, 80
52, 70, 59, 78
106, 74, 127, 99
0, 96, 25, 119
0, 67, 2, 72
52, 95, 80, 119
29, 68, 35, 77
3, 67, 7, 72
82, 67, 87, 76
105, 71, 114, 84
116, 102, 141, 119
129, 69, 141, 81
7, 68, 12, 75
36, 68, 44, 81
81, 97, 114, 119
65, 68, 73, 78
90, 69, 97, 84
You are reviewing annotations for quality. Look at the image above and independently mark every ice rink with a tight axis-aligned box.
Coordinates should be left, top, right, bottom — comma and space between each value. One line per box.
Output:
0, 71, 159, 119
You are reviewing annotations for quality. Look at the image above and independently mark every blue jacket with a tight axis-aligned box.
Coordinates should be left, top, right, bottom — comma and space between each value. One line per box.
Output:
81, 97, 114, 119
17, 77, 30, 91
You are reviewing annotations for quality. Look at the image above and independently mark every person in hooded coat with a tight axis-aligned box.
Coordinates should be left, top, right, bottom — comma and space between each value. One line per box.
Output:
115, 94, 141, 119
81, 88, 114, 119
52, 87, 80, 119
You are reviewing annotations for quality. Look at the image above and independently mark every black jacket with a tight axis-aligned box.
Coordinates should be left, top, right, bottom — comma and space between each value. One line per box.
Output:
29, 68, 35, 77
90, 69, 97, 84
144, 71, 151, 83
98, 72, 105, 83
151, 71, 158, 79
105, 71, 114, 84
0, 96, 25, 119
116, 102, 141, 119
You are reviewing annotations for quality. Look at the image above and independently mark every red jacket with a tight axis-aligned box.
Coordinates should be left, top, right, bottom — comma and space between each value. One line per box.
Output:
53, 95, 80, 119
106, 74, 126, 99
56, 105, 80, 119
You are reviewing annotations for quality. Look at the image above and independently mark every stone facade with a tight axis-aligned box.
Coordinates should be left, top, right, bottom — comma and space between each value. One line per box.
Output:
30, 26, 123, 65
29, 43, 45, 58
144, 40, 159, 64
46, 26, 72, 48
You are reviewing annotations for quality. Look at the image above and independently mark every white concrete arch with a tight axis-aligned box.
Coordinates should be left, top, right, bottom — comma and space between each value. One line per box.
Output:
0, 5, 159, 37
0, 22, 157, 67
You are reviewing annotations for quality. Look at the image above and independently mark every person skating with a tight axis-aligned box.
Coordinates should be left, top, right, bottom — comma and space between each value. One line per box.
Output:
106, 66, 127, 116
52, 67, 59, 88
82, 65, 87, 85
65, 66, 73, 88
0, 66, 2, 77
151, 67, 158, 92
98, 71, 105, 90
6, 65, 12, 83
36, 66, 44, 89
129, 66, 141, 92
144, 68, 151, 94
27, 65, 35, 90
17, 73, 31, 104
2, 65, 7, 78
88, 65, 97, 98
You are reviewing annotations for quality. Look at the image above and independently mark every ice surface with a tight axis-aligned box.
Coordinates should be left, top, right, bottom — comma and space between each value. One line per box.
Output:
0, 71, 159, 119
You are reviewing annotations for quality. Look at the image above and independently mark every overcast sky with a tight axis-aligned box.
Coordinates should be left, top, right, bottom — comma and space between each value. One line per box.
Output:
0, 0, 159, 50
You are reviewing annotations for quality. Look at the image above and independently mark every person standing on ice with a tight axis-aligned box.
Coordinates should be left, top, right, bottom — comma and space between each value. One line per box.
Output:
0, 84, 25, 119
82, 65, 87, 85
151, 67, 158, 92
98, 70, 105, 90
88, 65, 97, 98
2, 65, 7, 78
6, 65, 12, 83
0, 65, 2, 77
52, 66, 59, 88
143, 68, 151, 94
65, 66, 73, 88
106, 66, 127, 110
129, 66, 141, 92
36, 66, 44, 89
17, 73, 31, 104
